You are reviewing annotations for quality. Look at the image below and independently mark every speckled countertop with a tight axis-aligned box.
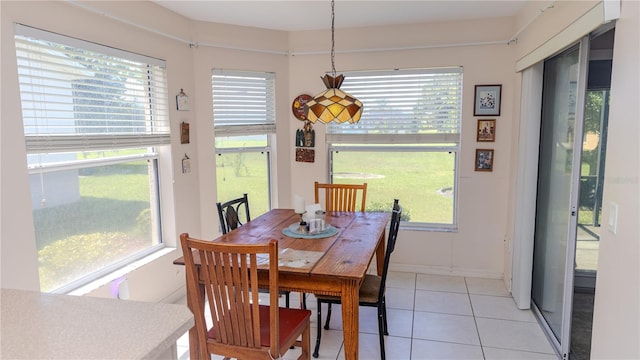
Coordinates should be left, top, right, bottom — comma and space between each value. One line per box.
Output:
0, 288, 193, 359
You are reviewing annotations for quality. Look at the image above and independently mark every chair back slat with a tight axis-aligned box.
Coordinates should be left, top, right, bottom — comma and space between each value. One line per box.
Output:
314, 182, 367, 212
181, 234, 310, 359
234, 254, 254, 347
181, 235, 276, 352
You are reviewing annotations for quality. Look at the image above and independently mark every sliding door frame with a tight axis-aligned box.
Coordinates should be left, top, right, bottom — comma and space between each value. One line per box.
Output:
529, 36, 590, 359
559, 35, 590, 358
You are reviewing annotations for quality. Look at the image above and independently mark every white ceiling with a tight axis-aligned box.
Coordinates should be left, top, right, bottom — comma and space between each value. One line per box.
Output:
151, 1, 527, 31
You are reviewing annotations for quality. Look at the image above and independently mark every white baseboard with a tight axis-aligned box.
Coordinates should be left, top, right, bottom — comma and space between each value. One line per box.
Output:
389, 263, 504, 280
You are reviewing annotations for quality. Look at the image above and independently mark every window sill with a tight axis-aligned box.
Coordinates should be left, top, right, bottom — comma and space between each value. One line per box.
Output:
67, 247, 177, 296
400, 223, 458, 233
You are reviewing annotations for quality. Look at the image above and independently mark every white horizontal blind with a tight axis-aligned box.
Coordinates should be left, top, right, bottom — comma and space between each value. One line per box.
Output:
15, 24, 170, 153
212, 69, 276, 137
327, 68, 463, 144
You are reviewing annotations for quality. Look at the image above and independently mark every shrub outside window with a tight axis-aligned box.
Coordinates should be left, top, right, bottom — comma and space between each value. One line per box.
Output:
328, 68, 462, 230
15, 25, 169, 292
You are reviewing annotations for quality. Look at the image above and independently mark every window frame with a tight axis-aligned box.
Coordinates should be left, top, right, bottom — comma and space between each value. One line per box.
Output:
14, 24, 170, 293
329, 145, 459, 231
28, 152, 165, 294
214, 136, 274, 212
327, 67, 462, 231
212, 69, 277, 217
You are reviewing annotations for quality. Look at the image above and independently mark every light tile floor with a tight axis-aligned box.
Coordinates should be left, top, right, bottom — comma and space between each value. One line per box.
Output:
175, 272, 558, 360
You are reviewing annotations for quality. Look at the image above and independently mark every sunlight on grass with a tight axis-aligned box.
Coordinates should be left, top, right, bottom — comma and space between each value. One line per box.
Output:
215, 145, 455, 224
33, 161, 156, 292
333, 151, 455, 223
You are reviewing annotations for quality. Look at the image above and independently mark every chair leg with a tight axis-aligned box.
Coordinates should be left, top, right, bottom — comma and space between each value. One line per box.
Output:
381, 297, 389, 335
377, 304, 386, 360
323, 303, 332, 330
302, 292, 307, 309
313, 300, 323, 358
301, 316, 311, 360
285, 292, 290, 308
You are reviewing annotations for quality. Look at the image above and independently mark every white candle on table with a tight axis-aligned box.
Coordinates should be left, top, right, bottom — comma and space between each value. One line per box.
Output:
294, 195, 305, 214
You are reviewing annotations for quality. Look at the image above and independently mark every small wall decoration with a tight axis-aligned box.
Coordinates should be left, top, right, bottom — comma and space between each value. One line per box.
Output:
474, 85, 501, 116
180, 121, 190, 144
292, 94, 312, 121
181, 153, 191, 174
475, 149, 494, 172
295, 121, 315, 147
176, 89, 189, 111
295, 119, 316, 163
477, 119, 496, 142
295, 148, 315, 163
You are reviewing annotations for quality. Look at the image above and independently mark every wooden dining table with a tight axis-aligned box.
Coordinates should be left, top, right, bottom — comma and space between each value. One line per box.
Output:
174, 208, 391, 360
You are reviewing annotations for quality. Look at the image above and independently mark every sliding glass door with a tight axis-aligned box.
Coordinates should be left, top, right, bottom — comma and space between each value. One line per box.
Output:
531, 38, 589, 357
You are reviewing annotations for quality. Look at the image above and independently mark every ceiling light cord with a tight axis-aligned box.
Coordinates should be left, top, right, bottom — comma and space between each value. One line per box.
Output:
303, 0, 363, 124
330, 0, 336, 78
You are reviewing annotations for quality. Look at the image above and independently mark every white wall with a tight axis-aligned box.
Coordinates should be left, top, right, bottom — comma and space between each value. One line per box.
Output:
1, 3, 40, 290
590, 1, 639, 357
188, 20, 292, 238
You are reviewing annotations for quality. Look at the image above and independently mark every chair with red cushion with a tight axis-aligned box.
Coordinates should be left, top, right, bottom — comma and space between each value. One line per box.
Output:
180, 233, 311, 360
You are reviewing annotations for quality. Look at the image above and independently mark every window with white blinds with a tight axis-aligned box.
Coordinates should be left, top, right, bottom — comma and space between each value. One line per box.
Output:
327, 67, 463, 145
14, 24, 170, 154
212, 69, 276, 137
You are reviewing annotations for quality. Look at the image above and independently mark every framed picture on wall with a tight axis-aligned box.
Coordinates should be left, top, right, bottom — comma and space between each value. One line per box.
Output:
474, 85, 502, 116
180, 122, 190, 144
176, 89, 189, 111
477, 119, 496, 142
475, 149, 494, 172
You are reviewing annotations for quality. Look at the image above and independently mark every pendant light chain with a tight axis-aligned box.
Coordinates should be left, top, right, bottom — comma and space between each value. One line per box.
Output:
331, 0, 336, 78
304, 0, 363, 124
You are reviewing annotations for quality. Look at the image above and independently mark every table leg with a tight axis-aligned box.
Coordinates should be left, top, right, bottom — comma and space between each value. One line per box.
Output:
341, 279, 360, 360
376, 230, 386, 276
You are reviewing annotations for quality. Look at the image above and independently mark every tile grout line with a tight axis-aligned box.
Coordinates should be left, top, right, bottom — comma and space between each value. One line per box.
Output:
409, 272, 417, 359
466, 277, 487, 360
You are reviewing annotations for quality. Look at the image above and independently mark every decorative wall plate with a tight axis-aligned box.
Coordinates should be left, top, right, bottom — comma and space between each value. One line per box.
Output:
292, 94, 312, 121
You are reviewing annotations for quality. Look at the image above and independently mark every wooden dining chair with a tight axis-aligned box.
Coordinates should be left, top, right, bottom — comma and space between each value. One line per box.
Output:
314, 181, 368, 212
312, 199, 402, 360
216, 193, 251, 234
216, 194, 295, 308
180, 233, 312, 360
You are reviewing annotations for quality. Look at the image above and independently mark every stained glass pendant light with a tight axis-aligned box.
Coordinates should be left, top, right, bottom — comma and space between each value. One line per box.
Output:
304, 0, 362, 124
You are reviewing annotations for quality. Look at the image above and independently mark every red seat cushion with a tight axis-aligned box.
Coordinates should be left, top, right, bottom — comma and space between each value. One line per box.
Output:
207, 305, 311, 348
258, 305, 311, 347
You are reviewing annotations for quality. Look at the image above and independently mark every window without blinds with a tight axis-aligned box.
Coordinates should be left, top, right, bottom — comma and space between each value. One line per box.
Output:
15, 24, 170, 154
212, 70, 276, 137
327, 68, 463, 145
